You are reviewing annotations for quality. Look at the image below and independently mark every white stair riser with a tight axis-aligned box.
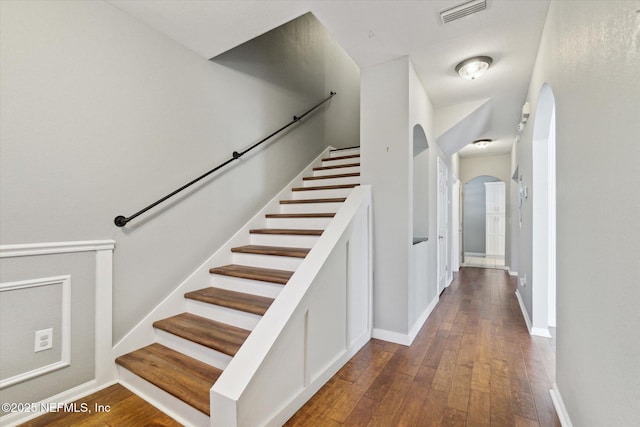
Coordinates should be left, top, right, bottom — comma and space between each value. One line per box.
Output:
155, 329, 232, 371
231, 252, 304, 270
186, 298, 261, 331
322, 156, 360, 167
279, 202, 343, 214
303, 176, 358, 187
118, 367, 210, 427
292, 188, 355, 200
313, 166, 360, 177
266, 217, 332, 229
210, 275, 283, 299
328, 148, 360, 158
250, 233, 320, 247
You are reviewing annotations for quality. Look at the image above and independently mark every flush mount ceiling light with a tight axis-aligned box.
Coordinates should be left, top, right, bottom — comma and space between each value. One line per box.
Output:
455, 56, 493, 80
473, 138, 492, 149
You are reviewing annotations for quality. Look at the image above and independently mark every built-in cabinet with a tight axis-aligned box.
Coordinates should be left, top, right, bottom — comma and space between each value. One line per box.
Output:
485, 182, 505, 257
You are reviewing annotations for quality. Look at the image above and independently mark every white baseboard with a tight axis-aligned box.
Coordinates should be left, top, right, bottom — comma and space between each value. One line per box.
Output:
464, 252, 485, 257
372, 328, 411, 346
514, 289, 533, 333
373, 295, 439, 347
550, 383, 574, 427
514, 290, 552, 338
0, 379, 116, 427
507, 267, 518, 276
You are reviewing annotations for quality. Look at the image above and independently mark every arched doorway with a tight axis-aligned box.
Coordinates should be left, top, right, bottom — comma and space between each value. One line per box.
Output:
462, 175, 506, 269
531, 83, 557, 335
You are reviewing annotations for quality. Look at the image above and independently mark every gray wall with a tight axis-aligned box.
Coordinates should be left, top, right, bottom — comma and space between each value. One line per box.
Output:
0, 253, 95, 414
516, 1, 640, 425
0, 0, 359, 406
463, 176, 499, 254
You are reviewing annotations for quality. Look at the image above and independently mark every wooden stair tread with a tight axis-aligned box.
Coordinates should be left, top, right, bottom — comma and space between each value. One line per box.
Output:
292, 183, 358, 191
115, 343, 221, 415
322, 154, 360, 161
280, 198, 346, 204
250, 228, 324, 236
185, 287, 274, 316
153, 313, 250, 356
231, 244, 310, 258
210, 264, 293, 285
313, 162, 360, 171
330, 146, 360, 152
303, 172, 360, 180
266, 212, 335, 218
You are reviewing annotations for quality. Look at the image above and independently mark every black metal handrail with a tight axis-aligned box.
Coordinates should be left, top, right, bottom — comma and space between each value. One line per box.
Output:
114, 91, 336, 227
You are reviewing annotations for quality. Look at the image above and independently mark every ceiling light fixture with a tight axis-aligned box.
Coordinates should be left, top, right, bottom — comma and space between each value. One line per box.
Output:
455, 56, 493, 80
473, 138, 492, 149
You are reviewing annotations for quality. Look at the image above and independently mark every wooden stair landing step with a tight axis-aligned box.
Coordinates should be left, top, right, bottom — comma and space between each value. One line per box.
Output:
115, 343, 221, 416
313, 162, 360, 171
303, 172, 360, 181
185, 287, 274, 316
231, 245, 310, 258
292, 184, 358, 192
153, 313, 250, 357
249, 228, 323, 236
266, 213, 335, 218
280, 198, 346, 204
322, 154, 360, 161
210, 264, 293, 285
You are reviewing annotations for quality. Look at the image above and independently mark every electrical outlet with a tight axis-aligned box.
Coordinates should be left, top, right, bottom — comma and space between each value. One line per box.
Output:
34, 328, 53, 352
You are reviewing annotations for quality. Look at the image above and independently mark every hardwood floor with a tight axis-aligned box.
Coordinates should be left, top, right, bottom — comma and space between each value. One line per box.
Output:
19, 267, 558, 427
286, 267, 560, 427
19, 383, 180, 427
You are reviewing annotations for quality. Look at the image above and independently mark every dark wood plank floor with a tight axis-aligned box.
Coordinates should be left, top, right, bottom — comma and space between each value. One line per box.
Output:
19, 383, 180, 427
286, 267, 560, 427
19, 267, 558, 427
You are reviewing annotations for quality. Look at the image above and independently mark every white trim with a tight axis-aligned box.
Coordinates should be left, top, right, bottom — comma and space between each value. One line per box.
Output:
95, 249, 116, 386
0, 240, 115, 258
409, 296, 439, 343
0, 379, 115, 427
515, 289, 533, 333
550, 383, 574, 427
372, 295, 439, 347
372, 328, 411, 346
507, 267, 518, 276
514, 289, 552, 338
0, 276, 72, 389
464, 252, 486, 257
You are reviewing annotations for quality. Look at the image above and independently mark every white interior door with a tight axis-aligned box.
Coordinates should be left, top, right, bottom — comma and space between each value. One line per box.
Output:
485, 182, 505, 258
437, 158, 449, 294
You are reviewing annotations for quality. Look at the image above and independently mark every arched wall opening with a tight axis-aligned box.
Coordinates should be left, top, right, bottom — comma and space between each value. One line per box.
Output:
462, 175, 506, 268
413, 124, 429, 241
531, 83, 557, 335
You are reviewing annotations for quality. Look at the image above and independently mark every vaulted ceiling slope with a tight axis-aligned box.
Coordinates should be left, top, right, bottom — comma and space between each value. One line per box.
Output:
107, 0, 550, 158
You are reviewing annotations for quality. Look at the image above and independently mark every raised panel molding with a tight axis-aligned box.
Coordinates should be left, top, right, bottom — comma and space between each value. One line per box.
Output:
0, 276, 71, 389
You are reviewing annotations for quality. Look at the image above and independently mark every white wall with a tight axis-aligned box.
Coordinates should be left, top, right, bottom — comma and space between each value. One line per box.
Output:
361, 57, 410, 337
361, 56, 445, 343
516, 1, 640, 425
0, 0, 359, 405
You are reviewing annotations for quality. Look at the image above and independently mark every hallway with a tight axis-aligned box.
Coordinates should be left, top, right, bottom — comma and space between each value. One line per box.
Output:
286, 268, 559, 426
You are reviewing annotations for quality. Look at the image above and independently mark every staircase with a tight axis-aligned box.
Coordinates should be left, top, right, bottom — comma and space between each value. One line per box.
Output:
115, 146, 360, 425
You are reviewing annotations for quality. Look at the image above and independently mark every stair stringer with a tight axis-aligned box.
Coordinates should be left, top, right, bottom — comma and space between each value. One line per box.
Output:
210, 185, 373, 427
111, 146, 335, 365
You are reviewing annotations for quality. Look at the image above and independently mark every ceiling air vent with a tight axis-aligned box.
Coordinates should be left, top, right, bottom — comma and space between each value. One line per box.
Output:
440, 0, 487, 24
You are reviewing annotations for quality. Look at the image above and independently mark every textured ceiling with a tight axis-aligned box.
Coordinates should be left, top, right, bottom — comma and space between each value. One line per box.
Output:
108, 0, 551, 158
